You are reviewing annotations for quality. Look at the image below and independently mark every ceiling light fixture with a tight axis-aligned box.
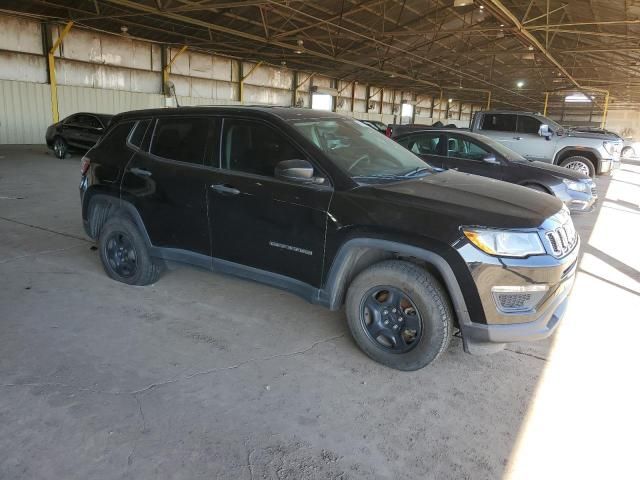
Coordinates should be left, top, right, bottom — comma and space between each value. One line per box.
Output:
516, 80, 525, 88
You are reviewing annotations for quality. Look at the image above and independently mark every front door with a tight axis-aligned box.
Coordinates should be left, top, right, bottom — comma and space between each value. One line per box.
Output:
515, 115, 557, 163
205, 117, 332, 287
443, 134, 503, 179
478, 113, 521, 154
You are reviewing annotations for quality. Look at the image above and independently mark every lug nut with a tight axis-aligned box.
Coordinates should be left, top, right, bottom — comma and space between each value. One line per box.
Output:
383, 310, 388, 315
384, 320, 389, 325
392, 308, 397, 313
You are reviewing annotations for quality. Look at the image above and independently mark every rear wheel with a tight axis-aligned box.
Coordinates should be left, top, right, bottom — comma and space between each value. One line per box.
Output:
98, 216, 161, 286
559, 156, 595, 178
52, 137, 68, 159
345, 260, 453, 371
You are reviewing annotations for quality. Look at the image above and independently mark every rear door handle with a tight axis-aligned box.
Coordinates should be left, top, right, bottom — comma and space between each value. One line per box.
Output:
130, 167, 152, 177
210, 184, 240, 195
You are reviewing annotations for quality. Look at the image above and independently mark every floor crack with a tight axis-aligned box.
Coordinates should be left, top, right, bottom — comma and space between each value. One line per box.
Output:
2, 333, 346, 397
505, 348, 548, 362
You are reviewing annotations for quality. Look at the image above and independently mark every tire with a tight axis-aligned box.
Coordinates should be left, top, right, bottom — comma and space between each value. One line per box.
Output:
98, 215, 161, 286
622, 146, 635, 159
559, 156, 595, 178
345, 260, 453, 371
52, 136, 68, 159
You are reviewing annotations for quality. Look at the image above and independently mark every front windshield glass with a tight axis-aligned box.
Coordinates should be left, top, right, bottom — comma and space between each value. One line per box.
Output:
290, 118, 433, 179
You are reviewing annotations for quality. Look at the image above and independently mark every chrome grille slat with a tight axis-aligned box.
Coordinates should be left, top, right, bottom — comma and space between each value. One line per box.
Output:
544, 217, 578, 258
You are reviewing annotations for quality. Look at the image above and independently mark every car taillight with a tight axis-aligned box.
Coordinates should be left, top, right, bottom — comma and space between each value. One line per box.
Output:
385, 126, 393, 137
80, 156, 91, 176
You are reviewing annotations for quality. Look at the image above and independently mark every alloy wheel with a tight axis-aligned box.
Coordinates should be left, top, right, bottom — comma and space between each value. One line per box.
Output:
563, 160, 590, 176
105, 231, 138, 278
360, 286, 423, 353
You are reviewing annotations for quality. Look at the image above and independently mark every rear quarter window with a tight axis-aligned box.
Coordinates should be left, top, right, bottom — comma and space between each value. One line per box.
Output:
480, 114, 517, 132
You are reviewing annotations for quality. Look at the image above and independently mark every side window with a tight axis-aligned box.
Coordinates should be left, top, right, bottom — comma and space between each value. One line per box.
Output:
447, 136, 491, 161
398, 133, 443, 155
222, 119, 304, 177
64, 114, 78, 125
127, 120, 151, 150
101, 121, 135, 147
481, 114, 517, 132
517, 115, 542, 135
150, 117, 209, 165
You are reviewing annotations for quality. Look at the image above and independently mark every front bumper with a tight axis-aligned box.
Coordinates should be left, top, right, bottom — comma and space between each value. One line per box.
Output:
553, 185, 597, 214
457, 237, 579, 354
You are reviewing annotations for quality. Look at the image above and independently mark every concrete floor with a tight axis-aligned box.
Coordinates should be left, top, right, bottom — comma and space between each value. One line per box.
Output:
0, 145, 638, 480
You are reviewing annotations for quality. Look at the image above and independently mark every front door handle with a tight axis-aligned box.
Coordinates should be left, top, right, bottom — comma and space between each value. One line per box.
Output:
130, 167, 152, 177
513, 136, 523, 140
210, 184, 240, 195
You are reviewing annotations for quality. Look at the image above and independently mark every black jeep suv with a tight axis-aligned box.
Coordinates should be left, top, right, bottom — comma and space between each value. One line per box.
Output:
80, 106, 579, 370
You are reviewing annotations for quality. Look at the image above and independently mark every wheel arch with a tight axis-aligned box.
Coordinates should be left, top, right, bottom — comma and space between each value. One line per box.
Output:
321, 238, 473, 330
553, 146, 600, 168
84, 192, 151, 246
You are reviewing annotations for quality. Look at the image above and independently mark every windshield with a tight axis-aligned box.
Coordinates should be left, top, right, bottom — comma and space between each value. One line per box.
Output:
290, 118, 433, 179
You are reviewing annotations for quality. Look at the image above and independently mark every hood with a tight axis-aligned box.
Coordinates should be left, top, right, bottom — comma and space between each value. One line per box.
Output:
521, 160, 589, 181
565, 129, 620, 141
366, 170, 563, 229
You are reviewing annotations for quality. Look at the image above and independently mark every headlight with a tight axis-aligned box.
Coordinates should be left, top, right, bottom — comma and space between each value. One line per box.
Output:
603, 141, 619, 156
563, 178, 589, 192
463, 228, 546, 258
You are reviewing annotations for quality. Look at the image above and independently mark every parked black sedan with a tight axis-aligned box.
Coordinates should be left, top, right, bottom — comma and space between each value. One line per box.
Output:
395, 129, 596, 213
46, 113, 113, 159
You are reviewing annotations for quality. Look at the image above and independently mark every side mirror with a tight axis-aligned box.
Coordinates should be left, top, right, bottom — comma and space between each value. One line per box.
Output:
538, 124, 552, 138
275, 159, 325, 184
483, 154, 500, 165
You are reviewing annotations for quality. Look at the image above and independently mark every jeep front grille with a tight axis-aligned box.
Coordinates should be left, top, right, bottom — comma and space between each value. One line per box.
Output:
545, 221, 578, 257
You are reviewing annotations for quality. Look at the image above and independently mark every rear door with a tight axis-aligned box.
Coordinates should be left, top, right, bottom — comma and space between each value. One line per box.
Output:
395, 131, 447, 168
204, 117, 332, 287
443, 133, 503, 179
121, 116, 218, 256
61, 114, 84, 148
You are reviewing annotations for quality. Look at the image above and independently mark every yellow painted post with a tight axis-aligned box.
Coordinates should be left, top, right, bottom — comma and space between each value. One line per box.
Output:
163, 45, 188, 95
486, 90, 492, 110
48, 21, 74, 123
239, 61, 263, 104
543, 92, 549, 116
600, 91, 610, 128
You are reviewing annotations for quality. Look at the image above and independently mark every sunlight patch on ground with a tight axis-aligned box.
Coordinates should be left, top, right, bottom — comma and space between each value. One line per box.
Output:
504, 163, 640, 479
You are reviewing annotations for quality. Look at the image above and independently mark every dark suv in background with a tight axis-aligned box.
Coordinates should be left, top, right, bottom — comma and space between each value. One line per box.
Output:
80, 107, 579, 370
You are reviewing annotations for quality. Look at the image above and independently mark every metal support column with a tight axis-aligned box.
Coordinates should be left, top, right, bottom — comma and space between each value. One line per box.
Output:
543, 92, 549, 116
486, 91, 492, 110
163, 45, 188, 95
600, 91, 610, 128
239, 61, 262, 104
48, 21, 74, 123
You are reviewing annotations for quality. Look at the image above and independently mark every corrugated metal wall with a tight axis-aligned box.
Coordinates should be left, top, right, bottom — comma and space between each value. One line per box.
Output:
0, 80, 52, 144
57, 85, 164, 119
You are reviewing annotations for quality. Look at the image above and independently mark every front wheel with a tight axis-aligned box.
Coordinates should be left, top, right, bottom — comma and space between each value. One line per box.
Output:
622, 146, 635, 159
345, 260, 453, 371
52, 137, 68, 159
559, 156, 595, 178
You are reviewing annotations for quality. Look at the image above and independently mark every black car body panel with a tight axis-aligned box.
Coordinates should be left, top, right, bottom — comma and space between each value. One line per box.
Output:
80, 106, 579, 355
395, 129, 596, 213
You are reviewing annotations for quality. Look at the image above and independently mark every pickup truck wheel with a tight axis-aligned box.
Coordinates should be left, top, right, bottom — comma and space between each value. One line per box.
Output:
622, 146, 635, 159
559, 156, 595, 178
98, 216, 161, 286
345, 260, 453, 371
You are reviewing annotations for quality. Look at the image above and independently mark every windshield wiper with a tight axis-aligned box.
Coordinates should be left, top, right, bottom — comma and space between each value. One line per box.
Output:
352, 174, 406, 180
402, 166, 432, 177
